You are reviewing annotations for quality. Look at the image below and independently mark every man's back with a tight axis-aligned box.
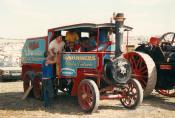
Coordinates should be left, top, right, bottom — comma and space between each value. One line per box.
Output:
42, 60, 53, 79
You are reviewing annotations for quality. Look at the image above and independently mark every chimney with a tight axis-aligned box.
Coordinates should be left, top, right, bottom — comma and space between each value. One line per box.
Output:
113, 13, 125, 57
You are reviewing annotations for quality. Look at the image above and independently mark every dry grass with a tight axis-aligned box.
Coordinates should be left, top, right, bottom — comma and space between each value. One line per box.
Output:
0, 81, 175, 118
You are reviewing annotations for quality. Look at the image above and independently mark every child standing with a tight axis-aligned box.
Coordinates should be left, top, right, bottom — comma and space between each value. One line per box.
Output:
42, 52, 54, 108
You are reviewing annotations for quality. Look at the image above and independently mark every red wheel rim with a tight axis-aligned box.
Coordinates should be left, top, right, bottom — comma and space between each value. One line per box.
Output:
157, 89, 175, 97
121, 80, 139, 107
124, 53, 148, 89
78, 82, 94, 111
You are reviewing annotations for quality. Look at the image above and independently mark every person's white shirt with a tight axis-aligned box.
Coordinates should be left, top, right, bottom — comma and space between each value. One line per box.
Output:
48, 40, 65, 55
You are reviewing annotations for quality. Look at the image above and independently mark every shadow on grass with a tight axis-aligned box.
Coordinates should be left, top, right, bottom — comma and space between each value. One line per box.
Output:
142, 94, 175, 111
0, 92, 84, 115
98, 105, 126, 111
0, 78, 21, 82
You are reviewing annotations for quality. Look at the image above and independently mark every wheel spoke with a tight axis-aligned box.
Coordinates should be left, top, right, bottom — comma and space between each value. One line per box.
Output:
128, 57, 133, 68
129, 83, 135, 91
139, 79, 147, 88
126, 97, 132, 105
136, 57, 142, 68
81, 85, 85, 93
131, 74, 147, 88
140, 66, 147, 73
131, 56, 137, 69
85, 99, 92, 108
129, 56, 135, 69
85, 85, 91, 95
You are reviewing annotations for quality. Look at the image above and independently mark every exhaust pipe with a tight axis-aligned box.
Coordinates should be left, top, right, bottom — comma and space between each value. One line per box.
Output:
113, 13, 125, 57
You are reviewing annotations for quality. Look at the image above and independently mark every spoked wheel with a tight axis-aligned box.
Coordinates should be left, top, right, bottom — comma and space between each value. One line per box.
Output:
157, 89, 175, 97
120, 79, 143, 109
23, 71, 34, 97
78, 79, 100, 113
160, 32, 175, 44
124, 51, 157, 96
23, 71, 42, 99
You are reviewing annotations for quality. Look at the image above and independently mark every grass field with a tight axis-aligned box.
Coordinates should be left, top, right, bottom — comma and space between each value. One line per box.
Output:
0, 81, 175, 118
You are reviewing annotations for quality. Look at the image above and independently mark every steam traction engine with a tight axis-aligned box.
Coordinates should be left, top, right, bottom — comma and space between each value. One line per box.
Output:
125, 32, 175, 97
21, 13, 143, 112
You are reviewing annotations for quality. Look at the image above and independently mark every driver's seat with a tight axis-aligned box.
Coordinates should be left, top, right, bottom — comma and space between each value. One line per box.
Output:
161, 42, 175, 63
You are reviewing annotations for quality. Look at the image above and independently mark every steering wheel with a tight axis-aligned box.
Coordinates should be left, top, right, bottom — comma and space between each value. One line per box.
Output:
160, 32, 175, 51
160, 32, 175, 45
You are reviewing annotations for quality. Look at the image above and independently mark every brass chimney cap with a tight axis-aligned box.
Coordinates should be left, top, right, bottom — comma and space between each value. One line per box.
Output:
113, 13, 125, 21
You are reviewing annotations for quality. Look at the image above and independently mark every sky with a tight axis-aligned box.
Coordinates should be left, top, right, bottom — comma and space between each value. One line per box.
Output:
0, 0, 174, 39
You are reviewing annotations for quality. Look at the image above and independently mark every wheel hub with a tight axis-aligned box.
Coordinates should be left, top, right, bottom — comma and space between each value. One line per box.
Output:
82, 93, 88, 99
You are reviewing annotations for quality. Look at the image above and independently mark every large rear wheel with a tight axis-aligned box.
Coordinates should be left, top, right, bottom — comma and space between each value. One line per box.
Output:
124, 51, 157, 96
23, 71, 42, 99
78, 79, 100, 113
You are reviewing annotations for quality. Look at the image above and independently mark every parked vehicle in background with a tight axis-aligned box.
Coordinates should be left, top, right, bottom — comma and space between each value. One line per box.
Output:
125, 32, 175, 97
0, 39, 24, 81
0, 67, 21, 80
0, 55, 21, 81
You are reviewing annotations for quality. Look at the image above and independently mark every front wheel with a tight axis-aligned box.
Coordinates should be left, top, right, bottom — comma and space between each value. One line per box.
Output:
120, 79, 143, 109
77, 79, 100, 113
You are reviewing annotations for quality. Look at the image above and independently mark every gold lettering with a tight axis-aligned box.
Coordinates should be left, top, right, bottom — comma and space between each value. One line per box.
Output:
63, 55, 96, 61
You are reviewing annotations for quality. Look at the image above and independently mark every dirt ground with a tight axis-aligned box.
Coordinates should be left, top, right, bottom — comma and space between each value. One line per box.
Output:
0, 81, 175, 118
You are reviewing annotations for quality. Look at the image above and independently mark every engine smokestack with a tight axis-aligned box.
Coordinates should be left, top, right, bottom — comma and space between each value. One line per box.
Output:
113, 13, 125, 57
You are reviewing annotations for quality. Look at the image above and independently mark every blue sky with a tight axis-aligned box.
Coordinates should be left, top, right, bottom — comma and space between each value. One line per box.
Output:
0, 0, 174, 38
